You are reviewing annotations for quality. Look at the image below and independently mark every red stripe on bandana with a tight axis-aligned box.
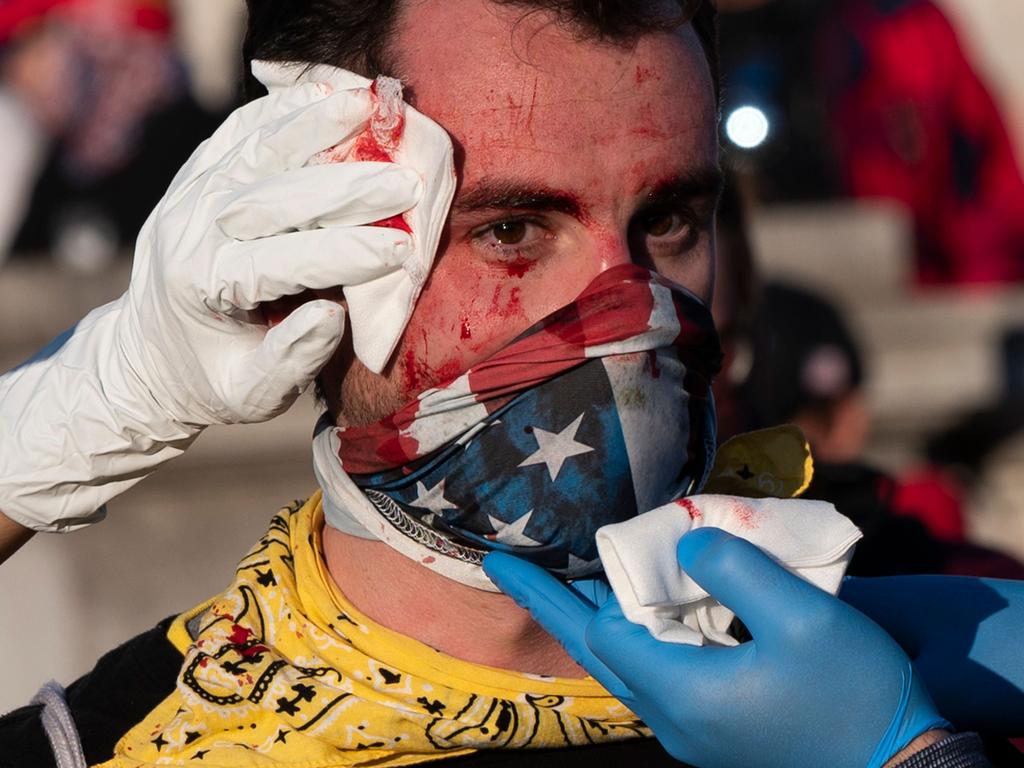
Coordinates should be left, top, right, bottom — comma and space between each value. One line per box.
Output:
336, 264, 715, 475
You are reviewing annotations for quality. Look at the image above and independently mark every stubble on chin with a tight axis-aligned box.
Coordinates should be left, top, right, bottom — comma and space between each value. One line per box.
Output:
315, 342, 409, 430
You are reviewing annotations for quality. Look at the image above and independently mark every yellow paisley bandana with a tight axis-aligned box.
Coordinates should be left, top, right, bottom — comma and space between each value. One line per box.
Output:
98, 494, 646, 768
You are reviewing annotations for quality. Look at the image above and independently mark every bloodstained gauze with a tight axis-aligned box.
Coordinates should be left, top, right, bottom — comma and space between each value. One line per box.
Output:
373, 213, 413, 235
263, 76, 411, 328
356, 76, 405, 160
731, 501, 758, 530
676, 497, 702, 520
355, 77, 413, 234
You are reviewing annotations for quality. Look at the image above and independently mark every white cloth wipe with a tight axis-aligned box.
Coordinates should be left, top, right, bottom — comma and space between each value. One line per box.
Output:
596, 494, 863, 646
251, 60, 456, 374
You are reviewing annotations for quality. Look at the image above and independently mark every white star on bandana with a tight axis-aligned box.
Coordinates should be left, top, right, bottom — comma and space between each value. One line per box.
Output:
412, 479, 458, 524
518, 413, 595, 482
487, 510, 543, 547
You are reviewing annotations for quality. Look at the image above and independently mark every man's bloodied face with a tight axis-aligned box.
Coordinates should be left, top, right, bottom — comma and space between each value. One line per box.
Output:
323, 0, 720, 426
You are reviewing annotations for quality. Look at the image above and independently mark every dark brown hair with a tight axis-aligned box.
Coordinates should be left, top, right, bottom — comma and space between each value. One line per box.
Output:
243, 0, 718, 100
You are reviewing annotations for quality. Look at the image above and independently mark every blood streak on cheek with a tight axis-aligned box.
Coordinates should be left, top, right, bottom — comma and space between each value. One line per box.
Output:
487, 284, 524, 319
401, 345, 466, 397
460, 318, 473, 340
433, 358, 464, 383
402, 347, 427, 393
507, 287, 523, 314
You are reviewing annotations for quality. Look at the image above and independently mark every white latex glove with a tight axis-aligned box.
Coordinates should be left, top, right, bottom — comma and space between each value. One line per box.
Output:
0, 72, 454, 532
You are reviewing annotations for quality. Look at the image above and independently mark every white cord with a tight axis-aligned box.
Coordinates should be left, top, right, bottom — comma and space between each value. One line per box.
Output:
31, 681, 87, 768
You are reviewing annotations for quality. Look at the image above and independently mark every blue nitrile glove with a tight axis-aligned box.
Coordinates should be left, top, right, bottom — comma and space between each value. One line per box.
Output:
484, 528, 951, 768
841, 575, 1024, 735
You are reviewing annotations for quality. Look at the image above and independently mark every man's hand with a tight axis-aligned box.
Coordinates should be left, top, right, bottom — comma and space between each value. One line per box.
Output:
484, 528, 950, 768
0, 79, 429, 534
842, 575, 1024, 735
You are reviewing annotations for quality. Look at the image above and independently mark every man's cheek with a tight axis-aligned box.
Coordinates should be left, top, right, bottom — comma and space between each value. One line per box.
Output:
397, 270, 531, 397
455, 280, 526, 350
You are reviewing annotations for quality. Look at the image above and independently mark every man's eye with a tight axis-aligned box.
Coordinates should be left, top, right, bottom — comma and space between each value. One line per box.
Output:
475, 218, 546, 250
492, 221, 529, 245
642, 211, 687, 238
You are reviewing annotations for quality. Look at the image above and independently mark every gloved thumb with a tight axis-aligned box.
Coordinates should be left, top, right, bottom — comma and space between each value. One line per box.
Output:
229, 299, 346, 421
676, 527, 836, 649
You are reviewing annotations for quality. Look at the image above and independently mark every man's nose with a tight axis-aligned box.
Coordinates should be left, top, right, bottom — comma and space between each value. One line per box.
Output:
594, 230, 636, 272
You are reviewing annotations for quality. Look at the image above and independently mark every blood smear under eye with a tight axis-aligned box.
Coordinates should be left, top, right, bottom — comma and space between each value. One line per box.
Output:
503, 256, 535, 278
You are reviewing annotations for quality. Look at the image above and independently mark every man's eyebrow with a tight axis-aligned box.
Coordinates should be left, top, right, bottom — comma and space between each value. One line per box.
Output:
452, 168, 726, 219
644, 167, 726, 207
452, 181, 586, 218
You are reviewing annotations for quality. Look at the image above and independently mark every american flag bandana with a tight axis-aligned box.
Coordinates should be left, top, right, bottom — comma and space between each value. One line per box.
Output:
320, 264, 722, 579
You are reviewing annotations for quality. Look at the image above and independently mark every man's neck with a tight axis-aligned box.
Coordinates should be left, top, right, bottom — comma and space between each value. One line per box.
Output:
322, 525, 588, 678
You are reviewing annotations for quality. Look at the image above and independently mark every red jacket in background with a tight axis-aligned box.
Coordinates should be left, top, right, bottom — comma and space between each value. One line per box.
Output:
822, 0, 1024, 286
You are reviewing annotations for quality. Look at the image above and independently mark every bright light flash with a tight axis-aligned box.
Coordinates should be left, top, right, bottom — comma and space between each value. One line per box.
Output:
725, 106, 770, 150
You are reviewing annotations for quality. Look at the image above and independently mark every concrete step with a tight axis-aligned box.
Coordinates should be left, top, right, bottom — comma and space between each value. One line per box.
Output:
750, 200, 913, 306
752, 202, 1024, 468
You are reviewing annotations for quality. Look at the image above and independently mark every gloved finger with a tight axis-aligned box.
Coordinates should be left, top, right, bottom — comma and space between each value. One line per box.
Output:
226, 299, 346, 422
216, 89, 375, 183
585, 597, 724, 707
178, 82, 333, 184
209, 226, 413, 312
215, 163, 423, 240
676, 527, 838, 650
482, 553, 631, 700
569, 576, 614, 608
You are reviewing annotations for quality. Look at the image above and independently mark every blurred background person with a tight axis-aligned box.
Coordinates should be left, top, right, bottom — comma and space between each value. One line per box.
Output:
0, 0, 228, 270
741, 280, 1024, 579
